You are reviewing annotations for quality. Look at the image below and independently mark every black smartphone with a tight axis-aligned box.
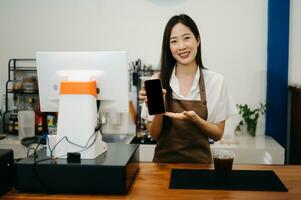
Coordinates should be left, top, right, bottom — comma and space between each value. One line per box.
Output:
144, 79, 166, 115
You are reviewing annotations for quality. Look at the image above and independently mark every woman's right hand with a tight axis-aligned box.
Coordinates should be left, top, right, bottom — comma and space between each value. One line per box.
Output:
139, 86, 166, 108
139, 86, 148, 103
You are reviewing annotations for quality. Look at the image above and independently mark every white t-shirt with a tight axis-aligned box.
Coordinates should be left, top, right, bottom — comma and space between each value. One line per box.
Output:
141, 67, 237, 123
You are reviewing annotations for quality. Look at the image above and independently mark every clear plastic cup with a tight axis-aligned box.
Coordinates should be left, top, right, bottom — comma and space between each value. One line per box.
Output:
212, 150, 235, 182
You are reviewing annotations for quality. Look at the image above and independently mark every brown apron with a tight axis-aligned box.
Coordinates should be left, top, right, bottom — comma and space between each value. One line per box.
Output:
153, 69, 212, 163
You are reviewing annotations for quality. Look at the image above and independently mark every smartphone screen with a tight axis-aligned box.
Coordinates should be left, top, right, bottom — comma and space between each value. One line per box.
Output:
144, 79, 166, 115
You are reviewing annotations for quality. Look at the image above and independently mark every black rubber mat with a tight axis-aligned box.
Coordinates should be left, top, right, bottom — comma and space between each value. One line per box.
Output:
169, 169, 288, 191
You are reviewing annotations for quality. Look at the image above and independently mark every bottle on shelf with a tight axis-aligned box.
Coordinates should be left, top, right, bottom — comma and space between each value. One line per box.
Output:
22, 76, 36, 93
8, 106, 18, 135
25, 96, 34, 110
16, 95, 24, 111
8, 115, 14, 133
47, 112, 57, 135
13, 79, 23, 93
35, 99, 43, 135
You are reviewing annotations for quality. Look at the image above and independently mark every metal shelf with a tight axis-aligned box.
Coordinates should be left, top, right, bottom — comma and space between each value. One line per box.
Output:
9, 68, 37, 72
3, 59, 37, 133
6, 89, 39, 94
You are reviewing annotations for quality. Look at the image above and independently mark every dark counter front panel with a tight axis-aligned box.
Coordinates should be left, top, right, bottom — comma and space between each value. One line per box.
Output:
0, 149, 14, 196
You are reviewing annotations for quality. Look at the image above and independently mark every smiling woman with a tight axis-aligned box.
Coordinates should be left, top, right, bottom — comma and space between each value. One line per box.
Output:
139, 14, 237, 163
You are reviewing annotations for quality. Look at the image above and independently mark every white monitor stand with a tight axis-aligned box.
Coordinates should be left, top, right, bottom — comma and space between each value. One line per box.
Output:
51, 79, 107, 159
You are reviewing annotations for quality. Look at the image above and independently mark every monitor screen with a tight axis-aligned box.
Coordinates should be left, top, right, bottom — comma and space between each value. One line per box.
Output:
36, 51, 129, 113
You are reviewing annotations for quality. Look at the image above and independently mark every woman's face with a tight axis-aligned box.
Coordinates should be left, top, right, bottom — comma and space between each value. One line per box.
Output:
169, 23, 199, 67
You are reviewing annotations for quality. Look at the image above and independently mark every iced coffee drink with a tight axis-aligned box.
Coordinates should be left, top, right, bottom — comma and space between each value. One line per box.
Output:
212, 150, 235, 183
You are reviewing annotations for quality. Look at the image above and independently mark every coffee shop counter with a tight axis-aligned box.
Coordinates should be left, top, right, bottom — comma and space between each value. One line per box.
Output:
0, 134, 285, 164
2, 163, 301, 200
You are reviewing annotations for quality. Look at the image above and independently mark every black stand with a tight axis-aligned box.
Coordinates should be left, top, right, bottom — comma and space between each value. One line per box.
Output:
0, 149, 14, 196
15, 143, 139, 194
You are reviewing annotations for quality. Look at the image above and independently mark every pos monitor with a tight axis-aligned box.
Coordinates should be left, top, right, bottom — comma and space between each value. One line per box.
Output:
36, 51, 129, 159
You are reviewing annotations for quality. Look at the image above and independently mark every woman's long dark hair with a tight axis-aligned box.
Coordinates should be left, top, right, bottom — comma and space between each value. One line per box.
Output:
159, 14, 205, 110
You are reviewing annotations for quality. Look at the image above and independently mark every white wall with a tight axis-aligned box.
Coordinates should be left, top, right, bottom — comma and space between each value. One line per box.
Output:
289, 0, 301, 86
0, 0, 269, 135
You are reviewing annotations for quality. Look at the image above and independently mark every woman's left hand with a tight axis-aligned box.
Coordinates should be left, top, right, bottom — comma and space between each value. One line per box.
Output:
165, 110, 225, 141
165, 111, 200, 122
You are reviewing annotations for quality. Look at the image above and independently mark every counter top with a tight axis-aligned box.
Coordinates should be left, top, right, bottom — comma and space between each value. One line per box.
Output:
0, 135, 31, 159
0, 134, 135, 159
211, 135, 285, 164
0, 135, 285, 163
139, 135, 285, 164
3, 163, 301, 200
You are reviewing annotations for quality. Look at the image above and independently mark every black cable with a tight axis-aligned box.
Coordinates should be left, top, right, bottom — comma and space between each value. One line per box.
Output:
29, 124, 100, 192
26, 135, 45, 162
43, 110, 103, 159
30, 136, 55, 193
50, 130, 98, 156
29, 109, 103, 164
50, 133, 98, 158
46, 135, 53, 157
27, 147, 36, 157
28, 107, 105, 193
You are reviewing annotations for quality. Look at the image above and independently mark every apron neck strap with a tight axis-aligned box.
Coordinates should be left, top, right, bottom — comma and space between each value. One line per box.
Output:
199, 69, 207, 105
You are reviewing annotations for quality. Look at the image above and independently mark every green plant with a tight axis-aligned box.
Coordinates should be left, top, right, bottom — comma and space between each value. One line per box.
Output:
235, 103, 267, 137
